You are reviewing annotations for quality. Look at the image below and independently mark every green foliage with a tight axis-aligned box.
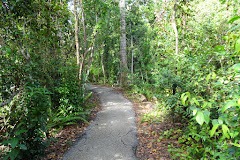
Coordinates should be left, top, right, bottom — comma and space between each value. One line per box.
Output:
115, 0, 240, 159
0, 1, 90, 159
1, 85, 51, 159
169, 58, 240, 159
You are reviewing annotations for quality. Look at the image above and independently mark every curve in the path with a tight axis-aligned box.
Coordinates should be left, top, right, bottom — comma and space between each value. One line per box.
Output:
62, 85, 138, 160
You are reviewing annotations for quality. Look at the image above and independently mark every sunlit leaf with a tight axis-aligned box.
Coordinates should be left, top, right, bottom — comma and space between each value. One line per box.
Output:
228, 16, 240, 23
193, 109, 197, 116
196, 111, 204, 125
202, 101, 208, 109
210, 124, 219, 137
230, 143, 240, 147
206, 73, 211, 82
186, 92, 191, 98
222, 100, 237, 112
218, 117, 223, 124
212, 72, 216, 79
203, 110, 210, 124
235, 39, 240, 53
222, 124, 230, 139
229, 131, 239, 138
193, 98, 199, 106
181, 94, 188, 106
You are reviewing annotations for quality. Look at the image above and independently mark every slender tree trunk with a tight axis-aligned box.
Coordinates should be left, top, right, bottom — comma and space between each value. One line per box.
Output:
98, 49, 100, 82
74, 0, 80, 76
182, 12, 186, 35
86, 14, 98, 81
79, 33, 97, 80
120, 0, 128, 87
20, 17, 30, 61
172, 3, 179, 55
86, 49, 93, 80
79, 0, 87, 50
131, 34, 133, 75
101, 52, 106, 84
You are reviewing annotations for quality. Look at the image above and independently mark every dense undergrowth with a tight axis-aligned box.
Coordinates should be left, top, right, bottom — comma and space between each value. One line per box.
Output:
124, 4, 240, 160
0, 51, 91, 160
0, 1, 91, 159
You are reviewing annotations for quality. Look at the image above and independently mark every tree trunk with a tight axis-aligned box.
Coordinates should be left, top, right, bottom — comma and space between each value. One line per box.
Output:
101, 52, 106, 84
74, 0, 80, 76
172, 3, 179, 55
98, 49, 100, 82
120, 0, 128, 87
86, 14, 98, 81
131, 34, 133, 75
86, 46, 94, 80
79, 0, 87, 50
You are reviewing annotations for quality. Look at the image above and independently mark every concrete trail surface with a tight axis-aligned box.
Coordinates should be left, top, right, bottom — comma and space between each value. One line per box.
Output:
62, 84, 138, 160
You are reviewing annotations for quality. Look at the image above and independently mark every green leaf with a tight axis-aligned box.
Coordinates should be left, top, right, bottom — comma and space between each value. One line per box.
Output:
222, 124, 230, 139
212, 119, 218, 126
9, 148, 20, 160
15, 130, 28, 136
228, 16, 240, 23
10, 138, 19, 149
84, 92, 93, 101
193, 109, 197, 116
18, 144, 27, 150
212, 72, 216, 79
181, 94, 188, 106
206, 73, 211, 82
186, 92, 191, 98
222, 100, 237, 112
229, 63, 240, 73
196, 111, 204, 125
6, 47, 11, 54
229, 131, 239, 138
1, 140, 8, 146
230, 143, 240, 147
210, 124, 219, 137
235, 39, 240, 53
203, 110, 210, 124
193, 98, 200, 106
202, 101, 208, 109
3, 154, 10, 160
218, 117, 224, 124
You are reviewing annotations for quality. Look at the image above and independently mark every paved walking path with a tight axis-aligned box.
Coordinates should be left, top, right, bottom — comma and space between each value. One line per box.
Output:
62, 85, 138, 160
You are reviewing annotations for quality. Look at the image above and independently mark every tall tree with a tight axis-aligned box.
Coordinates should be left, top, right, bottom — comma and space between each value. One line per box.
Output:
74, 0, 80, 76
120, 0, 128, 86
172, 2, 179, 55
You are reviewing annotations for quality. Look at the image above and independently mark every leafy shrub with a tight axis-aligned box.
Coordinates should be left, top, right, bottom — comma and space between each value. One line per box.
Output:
1, 85, 51, 160
166, 50, 240, 160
